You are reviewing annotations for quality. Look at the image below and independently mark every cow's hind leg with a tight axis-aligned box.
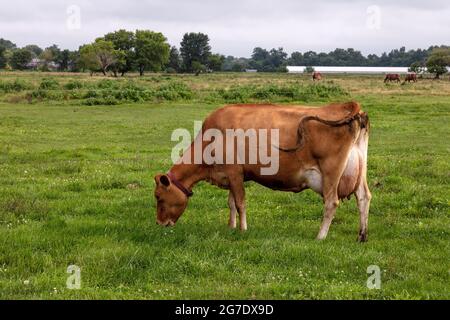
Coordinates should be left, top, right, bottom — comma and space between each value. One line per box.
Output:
316, 152, 351, 240
317, 185, 340, 240
228, 191, 237, 229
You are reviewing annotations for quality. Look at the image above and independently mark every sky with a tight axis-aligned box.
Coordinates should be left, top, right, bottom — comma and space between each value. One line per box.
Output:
1, 0, 449, 57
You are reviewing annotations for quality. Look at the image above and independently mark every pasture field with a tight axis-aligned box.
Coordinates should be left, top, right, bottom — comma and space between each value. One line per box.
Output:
0, 72, 449, 299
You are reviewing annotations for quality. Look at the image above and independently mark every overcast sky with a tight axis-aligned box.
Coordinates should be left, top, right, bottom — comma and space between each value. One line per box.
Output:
1, 0, 449, 57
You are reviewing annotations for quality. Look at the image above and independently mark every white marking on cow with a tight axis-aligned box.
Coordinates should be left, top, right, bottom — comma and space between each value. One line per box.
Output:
304, 168, 323, 194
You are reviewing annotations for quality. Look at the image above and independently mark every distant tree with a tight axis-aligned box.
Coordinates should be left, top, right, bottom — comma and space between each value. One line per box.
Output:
24, 44, 43, 57
208, 53, 225, 71
408, 61, 425, 74
222, 55, 249, 72
58, 49, 71, 71
304, 66, 315, 73
10, 48, 33, 70
102, 29, 136, 76
191, 60, 207, 76
426, 47, 450, 79
68, 50, 81, 72
79, 40, 121, 75
249, 47, 287, 72
0, 46, 6, 69
0, 38, 16, 50
180, 32, 211, 73
289, 51, 304, 65
39, 48, 55, 70
167, 46, 181, 72
134, 30, 170, 76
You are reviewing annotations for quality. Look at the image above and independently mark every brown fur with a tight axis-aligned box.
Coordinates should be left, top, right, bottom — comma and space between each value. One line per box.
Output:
312, 72, 322, 81
384, 74, 400, 83
154, 102, 372, 241
404, 73, 417, 83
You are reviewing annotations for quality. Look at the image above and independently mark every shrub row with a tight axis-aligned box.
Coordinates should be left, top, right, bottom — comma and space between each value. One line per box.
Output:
216, 82, 348, 103
0, 79, 31, 93
4, 78, 348, 105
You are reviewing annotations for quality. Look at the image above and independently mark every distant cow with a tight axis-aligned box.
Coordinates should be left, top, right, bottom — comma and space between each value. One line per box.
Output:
384, 74, 401, 83
404, 73, 417, 83
312, 72, 322, 81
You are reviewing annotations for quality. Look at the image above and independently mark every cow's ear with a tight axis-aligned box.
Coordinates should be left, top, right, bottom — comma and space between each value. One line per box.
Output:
159, 174, 171, 187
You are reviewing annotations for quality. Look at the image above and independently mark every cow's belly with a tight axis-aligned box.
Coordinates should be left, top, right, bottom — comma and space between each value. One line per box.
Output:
301, 146, 361, 198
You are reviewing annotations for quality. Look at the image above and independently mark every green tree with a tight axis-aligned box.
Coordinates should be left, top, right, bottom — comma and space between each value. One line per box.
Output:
208, 53, 225, 71
191, 60, 207, 76
58, 49, 71, 71
167, 46, 181, 72
39, 48, 55, 71
79, 40, 121, 75
249, 47, 287, 72
0, 38, 16, 50
408, 61, 425, 74
0, 46, 6, 69
102, 29, 136, 76
10, 48, 33, 70
24, 45, 43, 57
180, 32, 211, 73
135, 30, 170, 76
426, 48, 450, 79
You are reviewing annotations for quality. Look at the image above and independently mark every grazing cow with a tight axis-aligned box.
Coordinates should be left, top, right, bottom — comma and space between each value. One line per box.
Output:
384, 74, 401, 83
404, 73, 417, 83
312, 72, 322, 81
154, 102, 372, 241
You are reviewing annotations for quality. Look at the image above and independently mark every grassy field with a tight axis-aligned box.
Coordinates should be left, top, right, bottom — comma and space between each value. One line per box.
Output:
0, 72, 449, 299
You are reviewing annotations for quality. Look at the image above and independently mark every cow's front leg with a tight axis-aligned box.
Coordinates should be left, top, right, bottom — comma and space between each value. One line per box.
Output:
228, 191, 237, 229
355, 177, 371, 242
228, 171, 247, 231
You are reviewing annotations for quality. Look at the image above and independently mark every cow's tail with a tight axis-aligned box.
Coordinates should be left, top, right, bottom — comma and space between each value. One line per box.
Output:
276, 104, 365, 153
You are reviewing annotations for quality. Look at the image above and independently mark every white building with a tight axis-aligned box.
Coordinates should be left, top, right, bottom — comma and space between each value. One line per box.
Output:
287, 66, 411, 74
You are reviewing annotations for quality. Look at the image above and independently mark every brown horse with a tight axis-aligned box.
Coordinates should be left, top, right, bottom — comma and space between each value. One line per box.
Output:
312, 72, 322, 81
384, 74, 401, 83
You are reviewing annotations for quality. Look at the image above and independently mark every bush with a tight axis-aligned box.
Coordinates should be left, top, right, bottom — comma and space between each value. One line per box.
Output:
214, 82, 348, 103
0, 79, 31, 93
64, 80, 83, 90
39, 78, 59, 90
30, 89, 64, 101
156, 82, 193, 100
97, 79, 120, 89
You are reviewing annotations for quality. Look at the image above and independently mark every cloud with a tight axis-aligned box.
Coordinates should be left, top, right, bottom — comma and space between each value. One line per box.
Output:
0, 0, 449, 57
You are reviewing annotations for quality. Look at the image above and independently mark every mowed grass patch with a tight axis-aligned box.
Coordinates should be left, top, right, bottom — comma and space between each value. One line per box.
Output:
0, 72, 449, 299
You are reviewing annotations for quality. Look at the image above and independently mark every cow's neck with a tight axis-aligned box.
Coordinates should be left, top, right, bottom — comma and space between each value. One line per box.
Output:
169, 163, 208, 192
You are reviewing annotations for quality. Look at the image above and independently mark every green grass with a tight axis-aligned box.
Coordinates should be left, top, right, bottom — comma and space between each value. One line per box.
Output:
0, 72, 449, 299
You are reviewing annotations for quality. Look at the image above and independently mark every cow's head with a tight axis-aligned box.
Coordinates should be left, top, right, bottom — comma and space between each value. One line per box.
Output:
154, 174, 189, 226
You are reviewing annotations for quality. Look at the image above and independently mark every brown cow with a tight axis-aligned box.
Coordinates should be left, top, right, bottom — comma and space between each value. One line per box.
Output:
384, 74, 400, 83
403, 73, 417, 83
312, 72, 322, 81
154, 102, 372, 241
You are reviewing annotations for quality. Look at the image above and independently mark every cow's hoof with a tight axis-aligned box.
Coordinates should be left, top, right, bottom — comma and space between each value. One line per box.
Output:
357, 233, 368, 242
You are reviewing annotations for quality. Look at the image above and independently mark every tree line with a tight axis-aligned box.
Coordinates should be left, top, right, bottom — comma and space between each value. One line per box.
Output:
0, 30, 449, 77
